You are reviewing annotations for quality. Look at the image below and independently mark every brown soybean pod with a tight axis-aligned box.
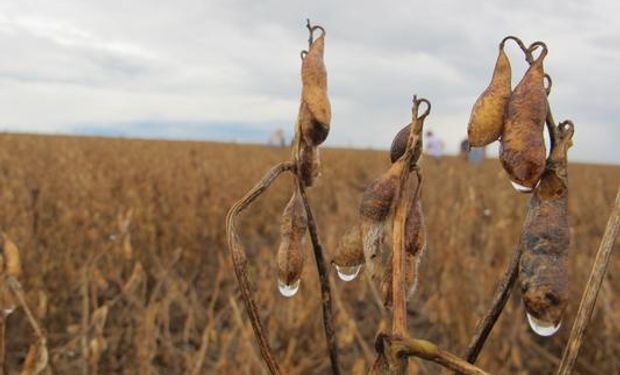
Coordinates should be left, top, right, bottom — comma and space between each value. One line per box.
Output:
332, 225, 364, 268
298, 143, 321, 187
300, 26, 331, 146
467, 39, 512, 147
519, 121, 574, 327
500, 42, 548, 189
277, 187, 308, 285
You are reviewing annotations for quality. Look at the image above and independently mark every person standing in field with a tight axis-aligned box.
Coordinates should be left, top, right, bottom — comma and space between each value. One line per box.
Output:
425, 131, 444, 164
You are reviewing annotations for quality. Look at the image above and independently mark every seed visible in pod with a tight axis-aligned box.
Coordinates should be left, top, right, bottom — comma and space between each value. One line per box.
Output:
500, 42, 548, 189
519, 121, 573, 335
301, 28, 330, 146
277, 188, 307, 295
468, 40, 512, 147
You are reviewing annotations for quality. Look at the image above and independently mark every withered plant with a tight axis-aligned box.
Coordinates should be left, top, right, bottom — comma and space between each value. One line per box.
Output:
225, 19, 340, 374
226, 29, 620, 375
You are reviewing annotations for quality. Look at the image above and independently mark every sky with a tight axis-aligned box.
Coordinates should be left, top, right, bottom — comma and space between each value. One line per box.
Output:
0, 1, 618, 164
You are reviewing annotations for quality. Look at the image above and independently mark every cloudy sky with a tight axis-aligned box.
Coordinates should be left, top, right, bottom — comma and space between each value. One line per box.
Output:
0, 1, 618, 163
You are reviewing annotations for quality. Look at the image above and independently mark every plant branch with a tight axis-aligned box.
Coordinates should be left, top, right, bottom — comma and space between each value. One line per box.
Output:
225, 161, 295, 375
297, 182, 340, 375
556, 186, 620, 375
378, 333, 489, 375
461, 243, 522, 366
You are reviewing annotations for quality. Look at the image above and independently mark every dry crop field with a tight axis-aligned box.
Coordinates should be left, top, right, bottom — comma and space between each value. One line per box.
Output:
0, 133, 618, 374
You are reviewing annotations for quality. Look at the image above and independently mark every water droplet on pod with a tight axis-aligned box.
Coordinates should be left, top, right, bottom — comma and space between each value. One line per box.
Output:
526, 312, 561, 336
510, 180, 534, 193
277, 278, 300, 297
335, 264, 362, 282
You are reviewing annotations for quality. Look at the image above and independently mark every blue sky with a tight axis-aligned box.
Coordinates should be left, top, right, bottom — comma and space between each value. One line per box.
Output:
0, 0, 618, 163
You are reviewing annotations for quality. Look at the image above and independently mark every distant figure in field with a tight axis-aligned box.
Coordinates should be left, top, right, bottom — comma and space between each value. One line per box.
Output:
425, 131, 444, 164
468, 145, 486, 165
460, 138, 470, 161
269, 129, 285, 147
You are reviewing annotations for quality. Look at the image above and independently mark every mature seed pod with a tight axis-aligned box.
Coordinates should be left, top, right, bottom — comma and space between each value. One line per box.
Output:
332, 225, 364, 268
360, 159, 406, 223
468, 43, 511, 147
500, 43, 548, 189
0, 234, 22, 279
298, 143, 321, 187
519, 121, 574, 328
277, 188, 307, 285
359, 159, 406, 276
389, 123, 422, 164
381, 252, 420, 307
301, 29, 331, 146
404, 199, 426, 257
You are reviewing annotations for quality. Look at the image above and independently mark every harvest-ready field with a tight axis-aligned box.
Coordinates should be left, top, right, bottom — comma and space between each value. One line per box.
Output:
0, 133, 618, 374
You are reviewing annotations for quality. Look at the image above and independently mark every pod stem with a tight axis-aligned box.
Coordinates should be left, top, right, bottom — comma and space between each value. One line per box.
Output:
226, 161, 295, 375
557, 187, 620, 375
460, 242, 523, 368
297, 179, 341, 375
374, 333, 489, 375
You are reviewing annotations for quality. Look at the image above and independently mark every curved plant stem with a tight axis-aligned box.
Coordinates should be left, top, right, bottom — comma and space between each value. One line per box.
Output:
297, 181, 340, 375
225, 161, 294, 375
377, 333, 489, 375
556, 186, 620, 375
461, 243, 523, 367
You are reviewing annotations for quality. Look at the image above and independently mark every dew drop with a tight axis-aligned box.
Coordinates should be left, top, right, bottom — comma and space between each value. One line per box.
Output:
277, 278, 300, 297
2, 307, 15, 316
510, 180, 534, 193
335, 264, 362, 282
526, 312, 561, 336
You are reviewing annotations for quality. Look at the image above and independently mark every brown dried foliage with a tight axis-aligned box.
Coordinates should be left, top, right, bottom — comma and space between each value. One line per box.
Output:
0, 134, 617, 373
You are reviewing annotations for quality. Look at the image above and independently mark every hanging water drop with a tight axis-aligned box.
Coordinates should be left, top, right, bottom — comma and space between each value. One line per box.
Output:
526, 312, 561, 336
335, 264, 362, 282
510, 180, 534, 193
277, 278, 300, 297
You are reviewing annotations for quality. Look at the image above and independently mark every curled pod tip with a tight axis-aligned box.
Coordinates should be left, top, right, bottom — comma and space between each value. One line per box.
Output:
467, 45, 512, 147
277, 189, 307, 290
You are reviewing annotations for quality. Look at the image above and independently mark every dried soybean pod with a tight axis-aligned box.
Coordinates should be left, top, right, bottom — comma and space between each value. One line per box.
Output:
0, 234, 22, 279
389, 122, 425, 165
298, 143, 321, 187
332, 225, 364, 268
404, 199, 426, 258
519, 120, 574, 334
381, 251, 419, 306
389, 98, 431, 164
301, 23, 331, 146
277, 187, 307, 294
359, 158, 407, 275
500, 42, 548, 190
467, 39, 512, 147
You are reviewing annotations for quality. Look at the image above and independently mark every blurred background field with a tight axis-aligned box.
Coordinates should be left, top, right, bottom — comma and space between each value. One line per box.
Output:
0, 133, 618, 374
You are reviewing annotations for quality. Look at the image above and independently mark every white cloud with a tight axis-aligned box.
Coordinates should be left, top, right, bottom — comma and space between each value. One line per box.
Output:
0, 0, 618, 163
